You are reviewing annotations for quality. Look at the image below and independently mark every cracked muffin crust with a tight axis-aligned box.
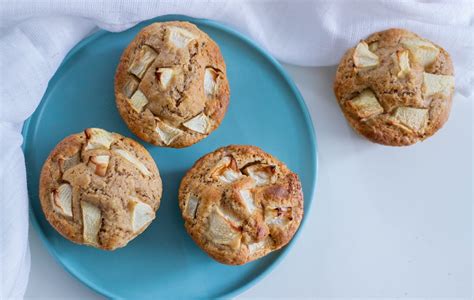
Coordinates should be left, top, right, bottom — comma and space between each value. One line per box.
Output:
115, 21, 230, 148
39, 128, 162, 250
334, 28, 455, 146
178, 145, 304, 265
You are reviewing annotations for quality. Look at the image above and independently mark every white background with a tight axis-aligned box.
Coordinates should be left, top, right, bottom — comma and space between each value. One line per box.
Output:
25, 64, 473, 299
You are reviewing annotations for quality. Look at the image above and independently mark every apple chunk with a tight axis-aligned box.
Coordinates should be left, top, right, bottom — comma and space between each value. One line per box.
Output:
154, 118, 183, 145
89, 155, 110, 176
353, 42, 379, 68
129, 197, 155, 233
112, 149, 152, 177
346, 90, 384, 119
207, 208, 241, 249
394, 50, 411, 78
242, 164, 276, 186
128, 45, 157, 79
265, 207, 292, 227
156, 68, 174, 88
185, 195, 199, 219
422, 72, 454, 98
392, 107, 428, 133
248, 237, 273, 255
182, 112, 212, 134
84, 128, 115, 151
210, 156, 242, 183
122, 77, 139, 98
129, 89, 149, 113
168, 26, 196, 49
51, 183, 73, 217
401, 37, 439, 67
219, 168, 241, 183
81, 201, 102, 245
58, 153, 80, 173
204, 68, 218, 96
239, 189, 256, 214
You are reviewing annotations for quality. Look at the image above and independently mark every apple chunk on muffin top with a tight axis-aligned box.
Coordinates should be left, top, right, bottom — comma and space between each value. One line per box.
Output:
179, 145, 304, 265
115, 21, 230, 148
39, 128, 162, 250
334, 28, 454, 146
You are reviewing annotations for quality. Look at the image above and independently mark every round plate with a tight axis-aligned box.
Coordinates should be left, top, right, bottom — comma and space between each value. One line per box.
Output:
22, 15, 317, 299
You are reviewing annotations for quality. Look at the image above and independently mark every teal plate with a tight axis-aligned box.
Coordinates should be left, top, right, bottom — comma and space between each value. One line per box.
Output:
22, 15, 317, 299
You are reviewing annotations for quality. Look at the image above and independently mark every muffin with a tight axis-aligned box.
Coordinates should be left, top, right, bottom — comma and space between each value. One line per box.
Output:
178, 145, 304, 265
115, 21, 230, 148
334, 28, 455, 146
39, 128, 162, 250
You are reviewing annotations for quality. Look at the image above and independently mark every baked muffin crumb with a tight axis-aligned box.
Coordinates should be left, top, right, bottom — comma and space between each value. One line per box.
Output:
39, 128, 162, 250
115, 21, 230, 148
334, 28, 455, 146
178, 145, 304, 265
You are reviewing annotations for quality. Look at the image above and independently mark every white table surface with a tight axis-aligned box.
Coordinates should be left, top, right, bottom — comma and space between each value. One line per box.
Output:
25, 64, 473, 299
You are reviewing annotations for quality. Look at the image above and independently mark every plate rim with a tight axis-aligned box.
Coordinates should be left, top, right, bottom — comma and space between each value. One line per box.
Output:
22, 14, 319, 299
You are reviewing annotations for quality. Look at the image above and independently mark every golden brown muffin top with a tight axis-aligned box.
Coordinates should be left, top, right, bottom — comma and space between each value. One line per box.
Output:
115, 21, 230, 148
39, 128, 162, 250
334, 28, 454, 146
179, 145, 304, 265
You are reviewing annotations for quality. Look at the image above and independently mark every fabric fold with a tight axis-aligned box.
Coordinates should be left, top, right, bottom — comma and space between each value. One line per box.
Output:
0, 1, 473, 298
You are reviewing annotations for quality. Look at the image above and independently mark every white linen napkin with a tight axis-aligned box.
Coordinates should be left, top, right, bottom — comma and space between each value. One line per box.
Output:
1, 1, 473, 298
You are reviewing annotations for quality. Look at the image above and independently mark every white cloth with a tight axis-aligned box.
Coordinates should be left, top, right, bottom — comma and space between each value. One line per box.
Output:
1, 1, 473, 298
